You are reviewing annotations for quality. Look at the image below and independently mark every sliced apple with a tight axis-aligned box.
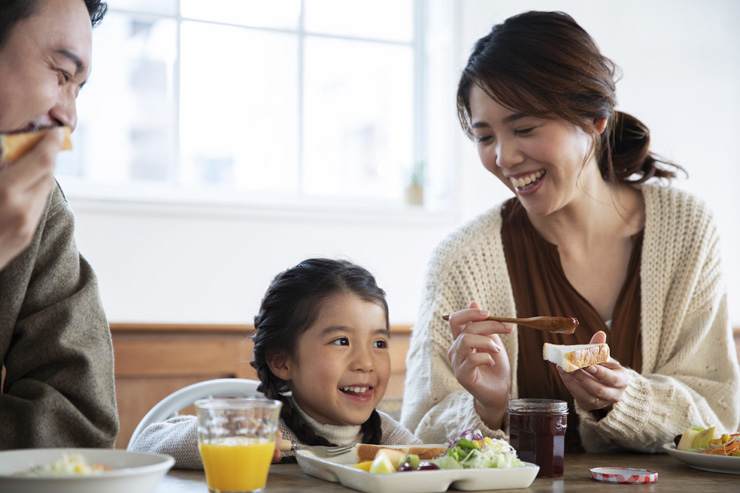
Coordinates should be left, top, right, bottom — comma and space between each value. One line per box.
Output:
369, 451, 397, 474
691, 427, 716, 449
379, 448, 406, 467
676, 428, 702, 451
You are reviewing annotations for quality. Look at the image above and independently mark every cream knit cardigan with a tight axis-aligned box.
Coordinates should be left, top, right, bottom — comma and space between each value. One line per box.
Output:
401, 183, 740, 452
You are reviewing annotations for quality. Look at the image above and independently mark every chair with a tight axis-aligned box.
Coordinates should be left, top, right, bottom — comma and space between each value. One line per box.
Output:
127, 378, 262, 450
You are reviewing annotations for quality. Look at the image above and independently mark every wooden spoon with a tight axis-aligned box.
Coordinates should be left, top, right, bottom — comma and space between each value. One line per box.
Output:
441, 314, 578, 334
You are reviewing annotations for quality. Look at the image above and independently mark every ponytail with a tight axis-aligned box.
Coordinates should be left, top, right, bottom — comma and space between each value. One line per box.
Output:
600, 111, 686, 183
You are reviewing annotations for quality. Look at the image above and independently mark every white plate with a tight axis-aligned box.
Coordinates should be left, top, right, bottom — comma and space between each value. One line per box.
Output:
0, 448, 175, 493
295, 447, 539, 493
663, 443, 740, 475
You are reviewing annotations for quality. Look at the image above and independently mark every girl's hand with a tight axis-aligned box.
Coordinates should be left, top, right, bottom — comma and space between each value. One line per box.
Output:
556, 331, 630, 413
272, 429, 283, 463
447, 301, 513, 429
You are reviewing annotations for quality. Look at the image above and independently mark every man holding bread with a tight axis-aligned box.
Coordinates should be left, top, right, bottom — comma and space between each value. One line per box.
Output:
0, 0, 118, 449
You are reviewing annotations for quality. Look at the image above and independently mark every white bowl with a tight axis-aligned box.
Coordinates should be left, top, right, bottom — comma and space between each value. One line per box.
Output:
0, 448, 175, 493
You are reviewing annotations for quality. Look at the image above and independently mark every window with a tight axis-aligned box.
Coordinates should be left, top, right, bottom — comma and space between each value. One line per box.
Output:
58, 0, 455, 212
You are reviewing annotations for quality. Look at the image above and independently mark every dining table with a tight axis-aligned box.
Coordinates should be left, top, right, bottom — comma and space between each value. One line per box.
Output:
152, 452, 737, 492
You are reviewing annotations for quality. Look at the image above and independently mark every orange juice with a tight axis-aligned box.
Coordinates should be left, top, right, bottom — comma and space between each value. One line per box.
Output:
199, 437, 275, 492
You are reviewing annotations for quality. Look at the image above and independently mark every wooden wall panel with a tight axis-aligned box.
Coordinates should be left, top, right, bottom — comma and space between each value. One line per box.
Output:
110, 324, 740, 449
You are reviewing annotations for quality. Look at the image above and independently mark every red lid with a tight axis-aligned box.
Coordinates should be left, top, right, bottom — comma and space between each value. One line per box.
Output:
590, 467, 658, 484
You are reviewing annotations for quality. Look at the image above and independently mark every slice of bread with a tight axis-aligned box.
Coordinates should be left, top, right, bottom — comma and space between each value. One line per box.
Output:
0, 127, 72, 163
354, 444, 447, 463
543, 343, 610, 372
407, 446, 447, 461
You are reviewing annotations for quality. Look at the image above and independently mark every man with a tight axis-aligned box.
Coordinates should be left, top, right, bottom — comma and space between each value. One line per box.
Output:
0, 0, 118, 449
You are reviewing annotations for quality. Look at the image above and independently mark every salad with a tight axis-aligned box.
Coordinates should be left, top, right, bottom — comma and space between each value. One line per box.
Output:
697, 434, 740, 457
17, 453, 112, 477
432, 429, 526, 470
675, 426, 740, 457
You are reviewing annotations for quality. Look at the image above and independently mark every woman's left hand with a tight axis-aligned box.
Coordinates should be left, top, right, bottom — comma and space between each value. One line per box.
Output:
557, 331, 630, 412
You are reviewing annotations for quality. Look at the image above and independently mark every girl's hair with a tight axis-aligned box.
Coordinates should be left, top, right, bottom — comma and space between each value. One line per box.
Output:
456, 10, 685, 184
251, 258, 388, 446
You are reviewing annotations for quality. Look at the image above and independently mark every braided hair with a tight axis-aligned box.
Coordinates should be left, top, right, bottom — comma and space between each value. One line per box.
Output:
251, 258, 387, 446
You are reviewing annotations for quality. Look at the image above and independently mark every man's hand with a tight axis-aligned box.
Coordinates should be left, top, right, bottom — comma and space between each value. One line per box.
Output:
0, 128, 64, 269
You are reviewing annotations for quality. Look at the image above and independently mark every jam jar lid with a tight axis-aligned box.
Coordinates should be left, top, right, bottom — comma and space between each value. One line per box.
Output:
590, 467, 658, 484
507, 398, 568, 414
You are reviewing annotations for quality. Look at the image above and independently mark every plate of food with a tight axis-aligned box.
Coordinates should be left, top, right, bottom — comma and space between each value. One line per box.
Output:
663, 425, 740, 475
296, 429, 539, 493
0, 448, 175, 493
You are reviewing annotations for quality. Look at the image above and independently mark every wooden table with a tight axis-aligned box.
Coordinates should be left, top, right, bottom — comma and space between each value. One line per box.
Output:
153, 453, 737, 492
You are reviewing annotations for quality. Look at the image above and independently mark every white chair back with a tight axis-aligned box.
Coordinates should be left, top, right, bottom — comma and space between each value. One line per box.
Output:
126, 378, 262, 450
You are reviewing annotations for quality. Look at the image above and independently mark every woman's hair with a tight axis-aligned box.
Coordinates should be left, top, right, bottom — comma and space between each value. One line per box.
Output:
251, 258, 389, 446
0, 0, 108, 49
456, 10, 684, 184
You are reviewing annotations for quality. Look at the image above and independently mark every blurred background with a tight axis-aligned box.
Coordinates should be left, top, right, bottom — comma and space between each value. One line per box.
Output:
59, 0, 740, 327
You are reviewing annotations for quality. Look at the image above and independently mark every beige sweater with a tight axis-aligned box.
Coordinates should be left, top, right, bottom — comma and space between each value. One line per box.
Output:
401, 183, 740, 452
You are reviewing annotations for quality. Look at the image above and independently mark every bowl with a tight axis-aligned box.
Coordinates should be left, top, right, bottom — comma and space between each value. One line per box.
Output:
0, 448, 175, 493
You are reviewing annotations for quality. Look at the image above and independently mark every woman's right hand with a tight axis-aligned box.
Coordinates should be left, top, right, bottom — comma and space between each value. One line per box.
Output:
447, 301, 513, 429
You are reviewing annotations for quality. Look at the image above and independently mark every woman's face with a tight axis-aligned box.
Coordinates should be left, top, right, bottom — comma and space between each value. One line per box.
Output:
468, 84, 603, 218
274, 292, 390, 427
0, 0, 92, 133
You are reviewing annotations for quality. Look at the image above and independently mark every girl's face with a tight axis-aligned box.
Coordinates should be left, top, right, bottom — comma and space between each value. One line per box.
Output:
274, 292, 390, 426
468, 84, 604, 218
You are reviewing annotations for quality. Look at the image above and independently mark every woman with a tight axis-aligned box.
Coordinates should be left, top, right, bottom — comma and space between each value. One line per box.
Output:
400, 11, 740, 453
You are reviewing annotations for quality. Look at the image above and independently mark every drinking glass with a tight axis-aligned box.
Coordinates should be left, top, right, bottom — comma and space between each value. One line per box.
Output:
195, 397, 282, 493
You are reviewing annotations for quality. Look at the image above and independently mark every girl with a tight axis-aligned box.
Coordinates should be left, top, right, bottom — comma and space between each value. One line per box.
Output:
401, 10, 740, 453
131, 258, 419, 468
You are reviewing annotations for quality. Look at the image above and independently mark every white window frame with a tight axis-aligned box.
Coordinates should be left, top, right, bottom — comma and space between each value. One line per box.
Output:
59, 0, 458, 221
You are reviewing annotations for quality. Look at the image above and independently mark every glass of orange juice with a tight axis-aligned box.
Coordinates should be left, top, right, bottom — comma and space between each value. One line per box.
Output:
195, 397, 282, 493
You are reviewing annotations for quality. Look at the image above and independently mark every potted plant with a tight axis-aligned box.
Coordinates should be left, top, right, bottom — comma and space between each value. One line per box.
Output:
404, 160, 424, 206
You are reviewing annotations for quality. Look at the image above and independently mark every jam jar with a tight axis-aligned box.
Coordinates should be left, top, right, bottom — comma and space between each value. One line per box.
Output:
507, 398, 568, 477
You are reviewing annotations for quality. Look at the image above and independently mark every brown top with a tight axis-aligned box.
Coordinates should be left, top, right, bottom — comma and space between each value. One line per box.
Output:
501, 199, 643, 452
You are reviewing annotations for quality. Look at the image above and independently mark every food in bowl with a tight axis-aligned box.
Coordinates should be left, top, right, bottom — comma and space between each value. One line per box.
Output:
675, 425, 740, 456
352, 429, 526, 473
15, 453, 111, 477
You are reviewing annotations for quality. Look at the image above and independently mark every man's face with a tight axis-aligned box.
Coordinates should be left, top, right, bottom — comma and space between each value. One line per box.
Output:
0, 0, 92, 133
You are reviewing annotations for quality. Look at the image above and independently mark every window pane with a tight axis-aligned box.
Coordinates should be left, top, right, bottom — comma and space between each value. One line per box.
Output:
181, 0, 300, 29
108, 0, 176, 16
57, 13, 177, 185
305, 0, 413, 42
180, 22, 299, 193
303, 37, 414, 200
